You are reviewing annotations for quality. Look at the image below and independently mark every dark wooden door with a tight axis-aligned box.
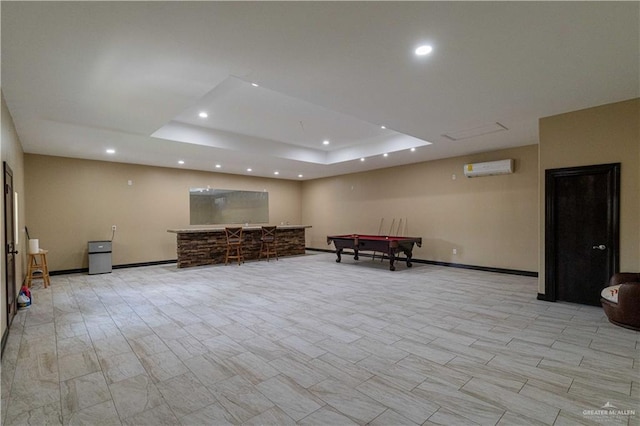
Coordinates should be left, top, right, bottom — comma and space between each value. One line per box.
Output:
545, 163, 619, 306
3, 162, 17, 329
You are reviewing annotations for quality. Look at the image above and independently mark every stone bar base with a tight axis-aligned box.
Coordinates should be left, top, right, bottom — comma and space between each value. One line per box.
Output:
168, 226, 310, 268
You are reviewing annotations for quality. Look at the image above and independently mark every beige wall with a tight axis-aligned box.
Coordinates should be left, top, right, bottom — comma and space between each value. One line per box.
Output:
538, 98, 640, 293
1, 92, 26, 339
302, 144, 539, 272
24, 155, 302, 271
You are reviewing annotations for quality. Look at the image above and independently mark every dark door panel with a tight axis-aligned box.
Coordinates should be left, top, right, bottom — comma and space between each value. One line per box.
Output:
4, 162, 17, 336
545, 163, 620, 306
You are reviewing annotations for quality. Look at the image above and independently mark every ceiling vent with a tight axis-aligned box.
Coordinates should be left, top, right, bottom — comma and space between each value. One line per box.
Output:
442, 122, 508, 141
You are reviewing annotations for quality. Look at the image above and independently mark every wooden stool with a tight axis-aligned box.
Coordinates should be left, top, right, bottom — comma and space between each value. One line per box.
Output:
26, 249, 51, 288
259, 226, 278, 261
224, 227, 244, 265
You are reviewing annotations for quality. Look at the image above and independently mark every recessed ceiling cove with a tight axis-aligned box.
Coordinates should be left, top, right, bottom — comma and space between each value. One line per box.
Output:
152, 76, 431, 165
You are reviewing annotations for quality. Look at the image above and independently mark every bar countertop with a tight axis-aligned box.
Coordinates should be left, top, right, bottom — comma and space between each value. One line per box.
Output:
167, 225, 312, 234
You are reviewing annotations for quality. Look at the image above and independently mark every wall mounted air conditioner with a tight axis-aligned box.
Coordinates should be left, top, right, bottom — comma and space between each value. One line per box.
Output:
463, 159, 514, 178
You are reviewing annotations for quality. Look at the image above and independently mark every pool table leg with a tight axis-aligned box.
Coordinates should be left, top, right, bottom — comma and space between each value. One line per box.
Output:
353, 248, 359, 261
389, 252, 396, 271
335, 248, 342, 263
405, 249, 413, 268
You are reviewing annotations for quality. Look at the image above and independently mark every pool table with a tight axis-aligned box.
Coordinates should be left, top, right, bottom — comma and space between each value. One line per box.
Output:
327, 234, 422, 271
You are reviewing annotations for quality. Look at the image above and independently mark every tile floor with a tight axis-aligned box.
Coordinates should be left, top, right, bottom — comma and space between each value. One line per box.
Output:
1, 252, 638, 425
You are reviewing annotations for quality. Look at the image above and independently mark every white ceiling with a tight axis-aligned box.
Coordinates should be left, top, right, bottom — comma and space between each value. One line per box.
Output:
2, 2, 638, 180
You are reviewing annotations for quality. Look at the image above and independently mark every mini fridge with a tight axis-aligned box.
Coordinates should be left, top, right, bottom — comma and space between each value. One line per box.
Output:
88, 240, 112, 275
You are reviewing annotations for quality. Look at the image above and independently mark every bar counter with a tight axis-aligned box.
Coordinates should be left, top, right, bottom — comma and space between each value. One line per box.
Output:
167, 225, 311, 268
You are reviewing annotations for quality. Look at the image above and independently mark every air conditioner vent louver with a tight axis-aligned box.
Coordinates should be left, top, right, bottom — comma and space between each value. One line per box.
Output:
463, 159, 513, 178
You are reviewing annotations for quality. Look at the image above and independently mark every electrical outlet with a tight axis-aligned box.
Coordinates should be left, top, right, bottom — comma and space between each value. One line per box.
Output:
112, 225, 117, 231
452, 248, 457, 255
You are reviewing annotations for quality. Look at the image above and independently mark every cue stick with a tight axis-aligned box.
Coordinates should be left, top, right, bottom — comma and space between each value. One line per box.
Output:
397, 218, 403, 237
373, 218, 384, 261
384, 218, 397, 262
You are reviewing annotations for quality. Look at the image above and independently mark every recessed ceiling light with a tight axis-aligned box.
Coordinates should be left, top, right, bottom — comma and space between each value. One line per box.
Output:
383, 153, 388, 157
198, 112, 208, 118
215, 164, 221, 168
106, 149, 115, 154
274, 171, 279, 175
251, 83, 259, 87
415, 45, 433, 56
247, 168, 252, 172
298, 174, 303, 178
381, 125, 386, 129
178, 160, 185, 165
323, 140, 330, 145
360, 158, 365, 162
410, 147, 416, 152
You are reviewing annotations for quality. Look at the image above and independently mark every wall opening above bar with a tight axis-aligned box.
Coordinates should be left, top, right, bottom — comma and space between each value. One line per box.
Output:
189, 188, 269, 225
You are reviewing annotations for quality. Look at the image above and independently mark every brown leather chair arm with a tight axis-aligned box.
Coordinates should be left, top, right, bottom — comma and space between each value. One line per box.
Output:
617, 282, 640, 311
609, 273, 640, 286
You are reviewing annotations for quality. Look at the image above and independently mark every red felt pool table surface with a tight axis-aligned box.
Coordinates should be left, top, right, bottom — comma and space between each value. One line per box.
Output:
328, 234, 420, 242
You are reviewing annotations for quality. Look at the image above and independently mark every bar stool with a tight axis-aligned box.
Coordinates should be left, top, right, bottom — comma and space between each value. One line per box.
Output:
224, 227, 244, 265
26, 249, 51, 288
259, 226, 278, 261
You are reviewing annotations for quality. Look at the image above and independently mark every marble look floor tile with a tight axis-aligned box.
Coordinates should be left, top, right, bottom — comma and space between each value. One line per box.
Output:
255, 374, 324, 421
183, 353, 235, 387
298, 406, 359, 426
86, 322, 122, 342
243, 406, 297, 426
100, 351, 147, 384
394, 338, 456, 365
310, 352, 374, 386
121, 402, 179, 426
414, 379, 504, 425
368, 408, 419, 426
109, 373, 164, 420
496, 410, 556, 426
177, 401, 235, 426
3, 400, 63, 426
200, 335, 246, 359
486, 355, 573, 391
151, 322, 190, 340
356, 376, 439, 424
128, 333, 171, 357
61, 371, 111, 419
217, 323, 260, 343
309, 378, 387, 424
249, 331, 292, 353
278, 335, 327, 359
138, 350, 189, 383
268, 355, 328, 389
209, 375, 275, 423
182, 321, 222, 341
461, 377, 559, 424
223, 351, 280, 385
156, 371, 217, 418
118, 324, 155, 340
164, 335, 209, 361
426, 406, 481, 425
446, 356, 527, 392
356, 355, 425, 391
4, 256, 639, 426
65, 400, 122, 426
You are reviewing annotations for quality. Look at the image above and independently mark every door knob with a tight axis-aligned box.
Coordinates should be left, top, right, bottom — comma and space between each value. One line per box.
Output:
592, 244, 606, 250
